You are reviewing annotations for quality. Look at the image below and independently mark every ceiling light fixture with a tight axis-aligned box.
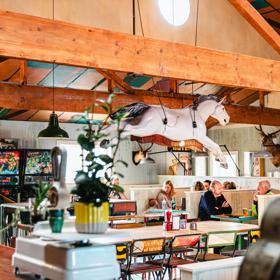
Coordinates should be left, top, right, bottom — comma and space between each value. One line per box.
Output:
37, 64, 69, 138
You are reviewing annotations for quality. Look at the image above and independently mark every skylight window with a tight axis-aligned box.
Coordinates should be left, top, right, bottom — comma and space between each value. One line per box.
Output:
158, 0, 190, 26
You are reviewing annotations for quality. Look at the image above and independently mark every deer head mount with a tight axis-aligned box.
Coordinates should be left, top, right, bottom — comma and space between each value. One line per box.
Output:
132, 143, 153, 165
255, 125, 280, 167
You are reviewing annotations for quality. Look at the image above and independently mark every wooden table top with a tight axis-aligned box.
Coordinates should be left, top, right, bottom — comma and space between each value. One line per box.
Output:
0, 245, 16, 280
210, 214, 257, 222
33, 220, 259, 245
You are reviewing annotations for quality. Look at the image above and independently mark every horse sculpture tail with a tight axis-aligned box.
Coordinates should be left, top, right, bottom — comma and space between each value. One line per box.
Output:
109, 102, 150, 120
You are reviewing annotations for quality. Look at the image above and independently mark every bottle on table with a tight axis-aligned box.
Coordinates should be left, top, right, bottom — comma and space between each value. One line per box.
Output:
162, 199, 167, 210
171, 198, 176, 210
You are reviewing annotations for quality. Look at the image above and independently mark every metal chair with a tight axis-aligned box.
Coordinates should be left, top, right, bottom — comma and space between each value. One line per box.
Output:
121, 237, 166, 280
198, 231, 237, 261
163, 234, 200, 279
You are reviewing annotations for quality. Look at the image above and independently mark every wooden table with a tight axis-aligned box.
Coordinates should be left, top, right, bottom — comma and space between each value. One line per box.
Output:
0, 245, 16, 280
32, 220, 259, 245
210, 214, 257, 223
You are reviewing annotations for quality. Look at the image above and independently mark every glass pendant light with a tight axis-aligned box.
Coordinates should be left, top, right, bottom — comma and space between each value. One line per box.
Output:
139, 153, 156, 164
253, 145, 272, 158
38, 63, 69, 139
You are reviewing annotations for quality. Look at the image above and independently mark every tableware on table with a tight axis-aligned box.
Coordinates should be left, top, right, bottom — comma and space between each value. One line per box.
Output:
242, 208, 248, 216
49, 208, 64, 233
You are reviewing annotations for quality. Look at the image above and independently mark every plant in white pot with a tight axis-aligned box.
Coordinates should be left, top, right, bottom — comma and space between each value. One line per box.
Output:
71, 95, 127, 233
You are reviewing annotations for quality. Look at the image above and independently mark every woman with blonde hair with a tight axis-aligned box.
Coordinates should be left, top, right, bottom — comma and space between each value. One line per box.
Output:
156, 180, 176, 209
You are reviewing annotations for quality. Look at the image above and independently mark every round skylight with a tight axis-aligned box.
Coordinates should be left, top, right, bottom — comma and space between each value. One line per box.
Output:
158, 0, 190, 26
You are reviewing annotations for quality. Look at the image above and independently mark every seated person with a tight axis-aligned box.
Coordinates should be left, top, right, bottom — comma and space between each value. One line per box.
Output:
203, 180, 211, 191
223, 181, 237, 190
193, 181, 204, 191
156, 180, 176, 209
109, 177, 128, 200
144, 198, 159, 213
252, 180, 273, 216
198, 180, 232, 221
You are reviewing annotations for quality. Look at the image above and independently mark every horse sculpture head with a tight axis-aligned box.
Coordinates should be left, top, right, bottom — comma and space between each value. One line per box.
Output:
209, 96, 230, 126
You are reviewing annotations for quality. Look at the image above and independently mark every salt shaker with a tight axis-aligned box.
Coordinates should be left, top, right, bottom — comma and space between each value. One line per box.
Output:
190, 221, 197, 230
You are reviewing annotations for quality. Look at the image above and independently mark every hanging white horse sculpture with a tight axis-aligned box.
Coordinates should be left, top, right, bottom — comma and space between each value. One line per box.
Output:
109, 95, 230, 168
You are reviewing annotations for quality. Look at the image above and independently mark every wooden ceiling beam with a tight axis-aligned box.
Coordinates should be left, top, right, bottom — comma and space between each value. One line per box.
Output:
0, 10, 280, 91
1, 83, 280, 125
225, 104, 280, 125
0, 82, 193, 113
228, 0, 280, 54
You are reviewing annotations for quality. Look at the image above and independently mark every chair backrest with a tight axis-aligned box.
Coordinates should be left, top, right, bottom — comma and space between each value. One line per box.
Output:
206, 231, 236, 248
170, 234, 200, 255
116, 243, 128, 262
110, 200, 137, 216
132, 238, 166, 257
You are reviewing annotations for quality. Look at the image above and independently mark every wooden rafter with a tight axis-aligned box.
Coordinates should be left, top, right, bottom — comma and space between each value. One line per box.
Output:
0, 10, 280, 91
228, 0, 280, 54
19, 60, 27, 85
169, 79, 178, 94
96, 69, 133, 93
1, 83, 280, 126
231, 89, 258, 104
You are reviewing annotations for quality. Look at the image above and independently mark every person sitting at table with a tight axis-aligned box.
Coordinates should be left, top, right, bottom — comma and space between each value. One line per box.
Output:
156, 180, 176, 209
252, 180, 273, 216
223, 181, 237, 190
109, 177, 128, 200
203, 180, 211, 191
198, 180, 232, 221
144, 198, 159, 213
193, 181, 204, 191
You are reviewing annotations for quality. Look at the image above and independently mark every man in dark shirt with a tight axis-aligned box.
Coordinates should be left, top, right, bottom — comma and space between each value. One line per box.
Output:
199, 180, 232, 221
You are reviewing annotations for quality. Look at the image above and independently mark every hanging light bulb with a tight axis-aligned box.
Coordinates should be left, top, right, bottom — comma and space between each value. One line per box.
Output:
179, 140, 185, 147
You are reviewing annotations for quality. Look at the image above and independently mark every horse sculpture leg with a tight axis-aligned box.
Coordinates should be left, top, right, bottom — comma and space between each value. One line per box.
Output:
197, 135, 228, 169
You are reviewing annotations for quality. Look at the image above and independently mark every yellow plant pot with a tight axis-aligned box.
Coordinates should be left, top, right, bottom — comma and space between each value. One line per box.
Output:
74, 202, 109, 233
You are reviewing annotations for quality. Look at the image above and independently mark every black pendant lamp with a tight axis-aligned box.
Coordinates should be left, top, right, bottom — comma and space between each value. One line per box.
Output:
38, 63, 69, 139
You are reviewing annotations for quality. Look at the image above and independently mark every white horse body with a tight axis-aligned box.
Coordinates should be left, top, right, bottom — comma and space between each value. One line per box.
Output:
126, 105, 206, 140
110, 96, 230, 168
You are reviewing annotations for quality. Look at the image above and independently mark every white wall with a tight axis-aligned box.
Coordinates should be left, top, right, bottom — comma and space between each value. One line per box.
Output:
0, 120, 165, 185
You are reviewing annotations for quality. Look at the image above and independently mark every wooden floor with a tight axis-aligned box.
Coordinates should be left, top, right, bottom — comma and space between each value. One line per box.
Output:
0, 245, 16, 280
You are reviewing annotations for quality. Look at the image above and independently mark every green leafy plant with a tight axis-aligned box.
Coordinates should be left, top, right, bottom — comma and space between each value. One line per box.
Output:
32, 181, 52, 215
71, 94, 128, 206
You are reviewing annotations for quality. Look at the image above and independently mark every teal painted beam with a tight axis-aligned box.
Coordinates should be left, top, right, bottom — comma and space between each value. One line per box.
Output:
251, 0, 269, 9
124, 75, 151, 88
0, 108, 10, 118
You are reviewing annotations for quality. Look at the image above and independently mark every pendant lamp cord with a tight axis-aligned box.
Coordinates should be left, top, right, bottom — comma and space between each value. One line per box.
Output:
52, 0, 55, 114
137, 0, 167, 126
191, 0, 200, 135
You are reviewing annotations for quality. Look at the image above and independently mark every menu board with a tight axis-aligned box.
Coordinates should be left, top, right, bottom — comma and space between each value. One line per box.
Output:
0, 150, 21, 175
25, 150, 52, 175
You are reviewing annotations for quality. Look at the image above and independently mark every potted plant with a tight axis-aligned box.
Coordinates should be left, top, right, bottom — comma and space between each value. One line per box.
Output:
71, 94, 127, 233
31, 181, 51, 224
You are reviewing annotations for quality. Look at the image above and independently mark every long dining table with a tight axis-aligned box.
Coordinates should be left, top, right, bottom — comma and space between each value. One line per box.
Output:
32, 219, 260, 245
